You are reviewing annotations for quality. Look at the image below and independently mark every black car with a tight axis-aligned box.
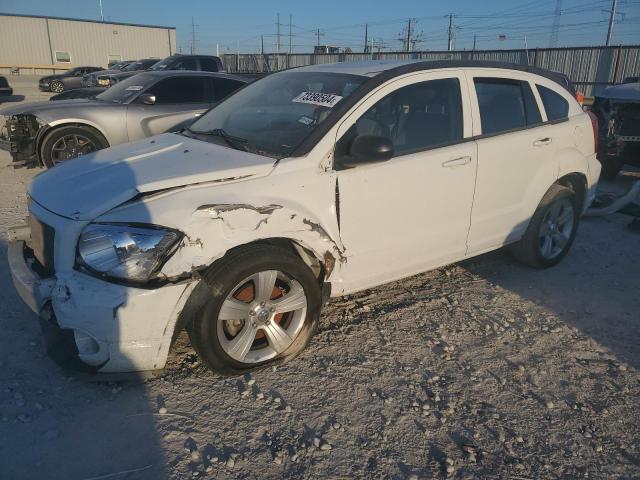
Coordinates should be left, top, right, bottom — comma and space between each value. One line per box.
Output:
590, 81, 640, 179
49, 87, 107, 101
85, 59, 160, 87
102, 54, 224, 86
38, 66, 103, 93
0, 76, 13, 97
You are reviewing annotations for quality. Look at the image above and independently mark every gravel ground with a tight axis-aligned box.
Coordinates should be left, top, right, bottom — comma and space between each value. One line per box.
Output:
0, 76, 639, 480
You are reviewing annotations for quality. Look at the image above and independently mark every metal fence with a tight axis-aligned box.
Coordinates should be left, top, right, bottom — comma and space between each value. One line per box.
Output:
222, 45, 640, 96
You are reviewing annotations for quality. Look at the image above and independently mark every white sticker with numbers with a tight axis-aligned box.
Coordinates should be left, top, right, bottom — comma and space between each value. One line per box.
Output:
292, 91, 343, 108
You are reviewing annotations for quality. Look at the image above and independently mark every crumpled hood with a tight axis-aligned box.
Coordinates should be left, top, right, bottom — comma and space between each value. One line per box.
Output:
29, 133, 276, 220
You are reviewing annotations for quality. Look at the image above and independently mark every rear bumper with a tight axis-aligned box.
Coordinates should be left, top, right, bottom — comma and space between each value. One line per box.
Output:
8, 234, 197, 375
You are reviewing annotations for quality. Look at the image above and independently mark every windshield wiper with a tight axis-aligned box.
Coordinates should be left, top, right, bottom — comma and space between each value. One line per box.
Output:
188, 127, 249, 152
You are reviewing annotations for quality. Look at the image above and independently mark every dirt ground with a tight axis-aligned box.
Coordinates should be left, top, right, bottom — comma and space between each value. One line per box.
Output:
0, 76, 639, 480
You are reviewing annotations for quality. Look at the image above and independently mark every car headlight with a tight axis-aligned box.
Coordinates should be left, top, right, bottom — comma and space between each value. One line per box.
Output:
77, 223, 182, 282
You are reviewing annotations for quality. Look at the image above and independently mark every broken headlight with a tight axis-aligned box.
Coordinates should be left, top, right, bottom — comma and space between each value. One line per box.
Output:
77, 223, 182, 282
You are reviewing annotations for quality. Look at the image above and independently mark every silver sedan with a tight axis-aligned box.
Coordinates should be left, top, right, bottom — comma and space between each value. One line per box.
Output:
0, 71, 248, 168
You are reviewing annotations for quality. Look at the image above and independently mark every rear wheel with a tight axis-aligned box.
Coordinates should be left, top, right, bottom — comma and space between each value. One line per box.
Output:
40, 126, 108, 168
50, 80, 64, 93
510, 184, 579, 268
187, 245, 322, 375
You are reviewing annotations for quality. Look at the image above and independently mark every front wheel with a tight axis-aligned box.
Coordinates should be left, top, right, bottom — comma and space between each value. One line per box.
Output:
509, 184, 579, 268
40, 126, 109, 168
187, 245, 322, 375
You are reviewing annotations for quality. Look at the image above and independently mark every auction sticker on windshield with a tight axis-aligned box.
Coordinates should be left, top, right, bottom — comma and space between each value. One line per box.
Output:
293, 92, 343, 108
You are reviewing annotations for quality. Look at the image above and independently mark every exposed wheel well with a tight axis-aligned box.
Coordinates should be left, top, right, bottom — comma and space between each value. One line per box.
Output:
228, 238, 326, 282
37, 123, 109, 165
556, 173, 588, 212
171, 238, 328, 342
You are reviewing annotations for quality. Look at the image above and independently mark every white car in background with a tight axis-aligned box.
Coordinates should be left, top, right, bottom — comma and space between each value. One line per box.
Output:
8, 60, 601, 376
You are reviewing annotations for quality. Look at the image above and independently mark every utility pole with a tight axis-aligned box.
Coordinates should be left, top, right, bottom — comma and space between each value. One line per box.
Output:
406, 18, 412, 52
288, 15, 293, 54
364, 24, 368, 53
447, 14, 454, 51
276, 13, 281, 54
473, 33, 477, 50
99, 0, 104, 21
550, 0, 562, 47
261, 35, 264, 55
190, 16, 197, 54
316, 28, 321, 46
606, 0, 617, 46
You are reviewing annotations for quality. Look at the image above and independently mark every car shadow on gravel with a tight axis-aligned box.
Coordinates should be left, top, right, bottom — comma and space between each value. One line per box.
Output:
458, 214, 639, 370
0, 155, 170, 479
0, 94, 26, 103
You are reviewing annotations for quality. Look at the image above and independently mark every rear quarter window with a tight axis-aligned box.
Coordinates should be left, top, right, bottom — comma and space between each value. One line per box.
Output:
536, 84, 570, 121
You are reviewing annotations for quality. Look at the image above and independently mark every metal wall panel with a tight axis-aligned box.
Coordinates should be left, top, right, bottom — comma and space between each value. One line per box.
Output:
223, 46, 640, 96
0, 14, 176, 72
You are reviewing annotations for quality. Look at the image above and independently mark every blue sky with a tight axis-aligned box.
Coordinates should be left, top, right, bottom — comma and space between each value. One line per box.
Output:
1, 0, 639, 53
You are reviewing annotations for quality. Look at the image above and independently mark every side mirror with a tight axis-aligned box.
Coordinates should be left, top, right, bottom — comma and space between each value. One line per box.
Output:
139, 93, 156, 105
340, 135, 394, 168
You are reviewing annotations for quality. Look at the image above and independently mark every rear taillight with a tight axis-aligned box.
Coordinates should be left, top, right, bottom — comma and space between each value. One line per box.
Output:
575, 91, 585, 105
587, 111, 599, 153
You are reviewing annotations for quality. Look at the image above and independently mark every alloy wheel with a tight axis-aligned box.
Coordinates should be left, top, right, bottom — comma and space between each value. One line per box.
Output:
538, 198, 574, 260
50, 134, 97, 164
217, 270, 307, 364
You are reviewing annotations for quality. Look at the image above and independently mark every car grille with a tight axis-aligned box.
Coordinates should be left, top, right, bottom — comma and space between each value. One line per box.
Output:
28, 213, 55, 276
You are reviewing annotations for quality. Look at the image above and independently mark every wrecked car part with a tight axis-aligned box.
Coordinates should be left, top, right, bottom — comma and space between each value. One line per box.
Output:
0, 114, 43, 167
585, 180, 640, 217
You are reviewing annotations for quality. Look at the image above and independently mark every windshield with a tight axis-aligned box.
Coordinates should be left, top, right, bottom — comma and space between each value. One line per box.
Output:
148, 56, 175, 71
95, 73, 154, 103
188, 71, 367, 158
123, 61, 143, 72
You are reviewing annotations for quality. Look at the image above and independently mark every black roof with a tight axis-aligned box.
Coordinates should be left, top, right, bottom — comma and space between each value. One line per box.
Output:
0, 12, 175, 30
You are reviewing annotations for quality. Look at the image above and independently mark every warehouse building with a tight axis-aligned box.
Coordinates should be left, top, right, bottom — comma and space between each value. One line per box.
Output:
0, 13, 176, 74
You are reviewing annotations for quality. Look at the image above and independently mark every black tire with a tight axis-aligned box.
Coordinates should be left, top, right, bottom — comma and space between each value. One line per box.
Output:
187, 244, 322, 375
509, 184, 579, 268
598, 157, 623, 180
50, 80, 64, 93
40, 125, 109, 168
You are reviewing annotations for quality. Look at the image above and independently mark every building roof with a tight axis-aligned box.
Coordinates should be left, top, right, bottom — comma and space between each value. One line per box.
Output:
0, 12, 175, 30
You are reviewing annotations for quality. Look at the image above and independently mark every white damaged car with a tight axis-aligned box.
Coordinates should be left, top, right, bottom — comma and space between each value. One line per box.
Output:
8, 60, 601, 375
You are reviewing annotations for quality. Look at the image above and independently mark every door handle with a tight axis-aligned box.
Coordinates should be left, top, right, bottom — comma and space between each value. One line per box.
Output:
533, 137, 552, 147
442, 156, 472, 168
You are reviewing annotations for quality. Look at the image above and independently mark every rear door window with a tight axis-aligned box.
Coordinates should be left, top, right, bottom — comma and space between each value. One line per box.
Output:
145, 76, 208, 103
536, 84, 570, 121
213, 78, 245, 101
199, 58, 220, 72
474, 78, 541, 135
